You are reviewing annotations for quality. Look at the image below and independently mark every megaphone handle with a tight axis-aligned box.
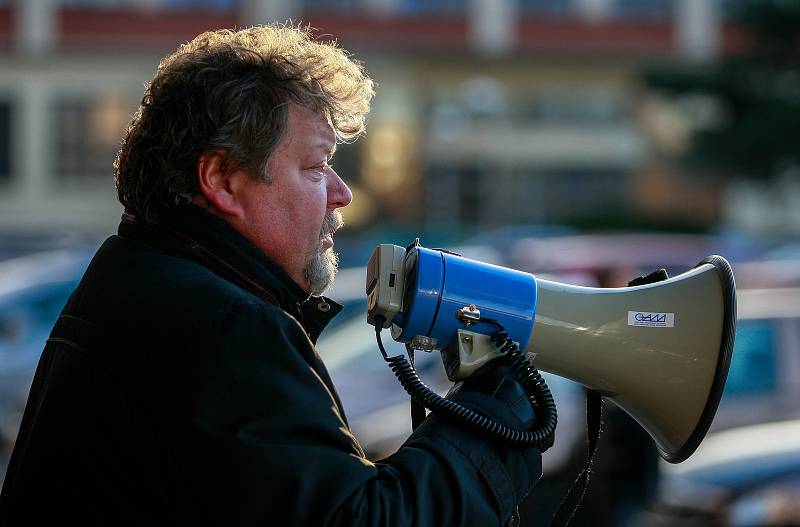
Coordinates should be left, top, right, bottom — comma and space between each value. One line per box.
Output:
405, 345, 428, 430
372, 316, 557, 448
548, 390, 604, 527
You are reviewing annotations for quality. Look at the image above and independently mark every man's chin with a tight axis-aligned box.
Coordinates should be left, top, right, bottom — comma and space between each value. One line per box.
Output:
303, 247, 339, 296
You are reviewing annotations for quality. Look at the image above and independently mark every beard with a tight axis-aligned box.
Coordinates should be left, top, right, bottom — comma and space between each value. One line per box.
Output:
303, 209, 344, 296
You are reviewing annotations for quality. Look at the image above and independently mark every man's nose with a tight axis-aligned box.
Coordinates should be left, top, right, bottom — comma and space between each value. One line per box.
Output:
327, 168, 353, 209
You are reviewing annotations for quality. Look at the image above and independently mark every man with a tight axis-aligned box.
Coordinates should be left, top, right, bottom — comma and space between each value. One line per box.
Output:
0, 25, 545, 525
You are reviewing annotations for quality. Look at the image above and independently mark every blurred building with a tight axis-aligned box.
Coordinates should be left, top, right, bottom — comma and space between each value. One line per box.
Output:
0, 0, 757, 234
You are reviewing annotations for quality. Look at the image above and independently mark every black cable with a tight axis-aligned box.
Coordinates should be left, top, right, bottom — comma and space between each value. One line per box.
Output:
406, 344, 428, 431
373, 315, 557, 448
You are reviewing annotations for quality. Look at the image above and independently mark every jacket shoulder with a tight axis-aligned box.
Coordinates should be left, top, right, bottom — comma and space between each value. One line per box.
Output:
73, 234, 273, 327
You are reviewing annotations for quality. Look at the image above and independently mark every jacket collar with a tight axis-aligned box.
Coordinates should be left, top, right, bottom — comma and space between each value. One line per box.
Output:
118, 204, 342, 342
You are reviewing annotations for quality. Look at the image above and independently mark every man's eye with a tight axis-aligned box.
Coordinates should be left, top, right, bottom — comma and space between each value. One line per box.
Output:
316, 163, 333, 177
307, 166, 326, 181
306, 160, 333, 181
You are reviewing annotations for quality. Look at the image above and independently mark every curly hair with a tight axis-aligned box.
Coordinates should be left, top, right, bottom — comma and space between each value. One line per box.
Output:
114, 24, 374, 223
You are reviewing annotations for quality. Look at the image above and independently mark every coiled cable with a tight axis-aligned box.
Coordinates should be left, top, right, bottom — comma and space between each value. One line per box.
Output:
374, 316, 557, 448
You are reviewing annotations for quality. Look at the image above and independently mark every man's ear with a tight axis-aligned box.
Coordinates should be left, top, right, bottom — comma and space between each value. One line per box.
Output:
196, 151, 245, 218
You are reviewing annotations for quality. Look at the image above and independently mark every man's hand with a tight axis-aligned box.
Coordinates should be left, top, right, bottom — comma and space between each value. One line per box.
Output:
447, 358, 554, 451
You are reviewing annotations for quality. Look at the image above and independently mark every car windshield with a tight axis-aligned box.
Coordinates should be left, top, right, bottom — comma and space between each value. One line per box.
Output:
723, 319, 779, 397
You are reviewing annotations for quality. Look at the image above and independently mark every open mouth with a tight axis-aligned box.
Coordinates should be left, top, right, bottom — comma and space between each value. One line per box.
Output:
321, 232, 335, 250
320, 210, 344, 251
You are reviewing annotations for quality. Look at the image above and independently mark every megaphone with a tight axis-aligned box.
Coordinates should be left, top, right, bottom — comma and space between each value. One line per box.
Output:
366, 240, 736, 463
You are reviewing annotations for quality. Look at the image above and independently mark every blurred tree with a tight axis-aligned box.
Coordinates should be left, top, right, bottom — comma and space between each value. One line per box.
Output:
643, 0, 800, 180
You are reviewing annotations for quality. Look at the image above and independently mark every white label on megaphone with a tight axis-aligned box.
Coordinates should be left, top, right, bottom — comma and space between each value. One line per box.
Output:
628, 311, 675, 328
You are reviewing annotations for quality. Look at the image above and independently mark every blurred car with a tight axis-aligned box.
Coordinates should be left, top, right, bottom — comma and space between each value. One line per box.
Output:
0, 249, 92, 442
637, 419, 800, 527
712, 287, 800, 432
508, 232, 774, 287
631, 286, 800, 526
0, 231, 100, 264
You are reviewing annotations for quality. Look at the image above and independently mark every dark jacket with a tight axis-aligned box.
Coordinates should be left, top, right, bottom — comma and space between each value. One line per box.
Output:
0, 205, 541, 526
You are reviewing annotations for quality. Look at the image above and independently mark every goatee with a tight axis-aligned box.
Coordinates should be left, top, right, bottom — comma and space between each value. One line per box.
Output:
303, 210, 344, 296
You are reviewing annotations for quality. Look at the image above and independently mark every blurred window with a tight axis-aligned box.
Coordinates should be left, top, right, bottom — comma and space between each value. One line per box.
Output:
160, 0, 237, 8
58, 0, 237, 9
430, 87, 627, 128
538, 168, 627, 221
523, 91, 626, 125
519, 0, 673, 20
425, 165, 628, 226
424, 164, 487, 226
301, 0, 464, 15
610, 0, 671, 20
721, 0, 754, 20
300, 0, 360, 13
724, 319, 778, 396
517, 0, 572, 17
424, 166, 459, 223
0, 99, 10, 183
511, 171, 545, 224
52, 94, 136, 181
395, 0, 465, 15
458, 166, 481, 225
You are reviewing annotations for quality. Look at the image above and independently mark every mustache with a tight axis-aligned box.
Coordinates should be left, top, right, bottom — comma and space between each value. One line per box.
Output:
320, 209, 344, 239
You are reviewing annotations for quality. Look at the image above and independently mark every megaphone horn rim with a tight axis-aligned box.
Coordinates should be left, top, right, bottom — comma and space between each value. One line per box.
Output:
660, 254, 737, 464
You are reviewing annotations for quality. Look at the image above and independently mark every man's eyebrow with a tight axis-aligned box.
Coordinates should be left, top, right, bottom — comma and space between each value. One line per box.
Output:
309, 140, 336, 159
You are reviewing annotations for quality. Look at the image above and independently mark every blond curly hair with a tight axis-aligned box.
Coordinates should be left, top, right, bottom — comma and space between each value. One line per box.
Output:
115, 24, 374, 223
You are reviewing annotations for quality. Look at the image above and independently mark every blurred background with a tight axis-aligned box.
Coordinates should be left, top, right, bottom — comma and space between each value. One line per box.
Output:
0, 0, 799, 525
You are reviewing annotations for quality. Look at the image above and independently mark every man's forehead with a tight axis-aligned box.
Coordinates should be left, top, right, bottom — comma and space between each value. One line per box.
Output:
288, 103, 336, 151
